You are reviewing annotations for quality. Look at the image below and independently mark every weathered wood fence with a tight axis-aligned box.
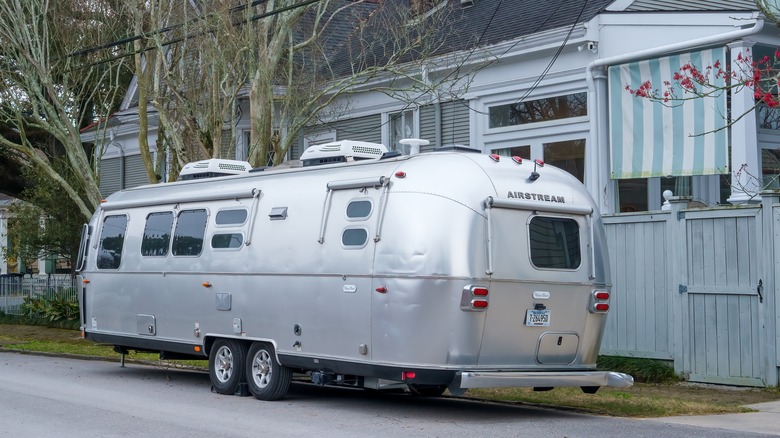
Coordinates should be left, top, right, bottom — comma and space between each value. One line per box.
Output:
601, 194, 780, 387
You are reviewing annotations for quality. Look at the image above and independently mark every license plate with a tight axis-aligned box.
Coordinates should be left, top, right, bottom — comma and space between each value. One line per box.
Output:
525, 309, 551, 326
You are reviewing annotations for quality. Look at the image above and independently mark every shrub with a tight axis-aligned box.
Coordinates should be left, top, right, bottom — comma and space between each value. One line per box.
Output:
20, 293, 79, 322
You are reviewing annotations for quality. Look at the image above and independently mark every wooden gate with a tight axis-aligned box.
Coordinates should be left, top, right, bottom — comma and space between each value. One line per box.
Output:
678, 208, 765, 386
603, 196, 778, 387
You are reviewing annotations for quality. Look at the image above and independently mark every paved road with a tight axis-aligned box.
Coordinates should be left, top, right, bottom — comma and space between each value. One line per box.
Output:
0, 352, 775, 437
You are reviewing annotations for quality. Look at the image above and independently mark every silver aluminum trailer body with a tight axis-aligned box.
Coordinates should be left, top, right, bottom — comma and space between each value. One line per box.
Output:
77, 149, 632, 400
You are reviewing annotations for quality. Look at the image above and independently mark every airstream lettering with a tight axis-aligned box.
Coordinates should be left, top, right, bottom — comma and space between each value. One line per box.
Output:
77, 141, 632, 401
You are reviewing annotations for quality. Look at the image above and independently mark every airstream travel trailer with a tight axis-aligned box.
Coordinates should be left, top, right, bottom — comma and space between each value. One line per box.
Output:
77, 140, 633, 401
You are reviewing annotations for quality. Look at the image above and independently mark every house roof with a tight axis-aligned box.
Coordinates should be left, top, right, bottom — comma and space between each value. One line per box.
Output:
622, 0, 758, 12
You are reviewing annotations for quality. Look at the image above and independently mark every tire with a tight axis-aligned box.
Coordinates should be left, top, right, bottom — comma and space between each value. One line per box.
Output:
408, 384, 448, 397
245, 342, 292, 401
208, 339, 246, 395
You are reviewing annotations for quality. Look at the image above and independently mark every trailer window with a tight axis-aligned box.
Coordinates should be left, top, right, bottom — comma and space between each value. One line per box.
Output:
97, 215, 128, 269
342, 227, 369, 248
172, 209, 208, 256
346, 200, 372, 220
529, 217, 581, 269
211, 233, 243, 249
141, 212, 173, 256
216, 209, 248, 225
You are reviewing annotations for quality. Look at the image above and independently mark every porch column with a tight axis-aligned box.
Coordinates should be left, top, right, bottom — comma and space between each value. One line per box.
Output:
727, 40, 761, 204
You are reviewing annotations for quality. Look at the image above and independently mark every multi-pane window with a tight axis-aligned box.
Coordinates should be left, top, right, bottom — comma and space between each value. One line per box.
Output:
489, 93, 587, 129
97, 215, 128, 269
543, 139, 586, 183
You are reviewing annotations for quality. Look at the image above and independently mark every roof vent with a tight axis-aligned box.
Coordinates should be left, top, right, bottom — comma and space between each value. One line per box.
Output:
178, 159, 252, 181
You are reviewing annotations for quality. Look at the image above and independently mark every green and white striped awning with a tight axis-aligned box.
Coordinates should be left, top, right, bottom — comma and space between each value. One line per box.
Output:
608, 48, 729, 179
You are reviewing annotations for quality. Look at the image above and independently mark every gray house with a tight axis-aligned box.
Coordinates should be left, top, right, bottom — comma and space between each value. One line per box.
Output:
80, 0, 780, 386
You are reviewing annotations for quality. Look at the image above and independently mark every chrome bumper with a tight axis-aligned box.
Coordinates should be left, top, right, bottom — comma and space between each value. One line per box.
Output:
457, 370, 634, 389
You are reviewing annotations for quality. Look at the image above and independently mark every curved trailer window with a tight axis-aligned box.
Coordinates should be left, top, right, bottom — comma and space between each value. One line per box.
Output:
529, 216, 581, 269
141, 212, 173, 256
172, 209, 208, 256
97, 215, 128, 269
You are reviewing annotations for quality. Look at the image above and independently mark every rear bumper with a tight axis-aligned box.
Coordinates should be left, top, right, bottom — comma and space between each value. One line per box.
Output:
457, 370, 634, 389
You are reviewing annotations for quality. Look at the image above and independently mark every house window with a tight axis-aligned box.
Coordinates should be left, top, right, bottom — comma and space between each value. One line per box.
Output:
616, 176, 692, 213
762, 148, 780, 189
391, 110, 415, 154
544, 139, 586, 183
492, 146, 530, 159
97, 215, 128, 270
141, 212, 173, 257
172, 209, 208, 256
489, 93, 587, 129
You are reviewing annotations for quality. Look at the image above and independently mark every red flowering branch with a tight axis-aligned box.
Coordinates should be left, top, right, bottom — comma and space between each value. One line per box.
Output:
625, 48, 780, 108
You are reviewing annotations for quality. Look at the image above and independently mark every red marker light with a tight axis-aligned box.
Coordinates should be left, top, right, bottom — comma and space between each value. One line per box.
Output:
472, 287, 488, 296
595, 303, 609, 312
594, 291, 610, 300
472, 299, 488, 309
375, 286, 387, 293
402, 371, 416, 380
512, 156, 523, 164
535, 159, 545, 167
489, 154, 500, 162
395, 171, 406, 178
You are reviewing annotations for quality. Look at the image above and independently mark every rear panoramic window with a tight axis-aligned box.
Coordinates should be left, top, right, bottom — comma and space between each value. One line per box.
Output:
529, 217, 581, 269
172, 209, 208, 256
141, 212, 173, 257
97, 215, 128, 269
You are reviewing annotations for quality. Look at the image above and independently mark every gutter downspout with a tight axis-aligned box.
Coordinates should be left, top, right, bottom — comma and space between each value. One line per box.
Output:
586, 17, 764, 214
